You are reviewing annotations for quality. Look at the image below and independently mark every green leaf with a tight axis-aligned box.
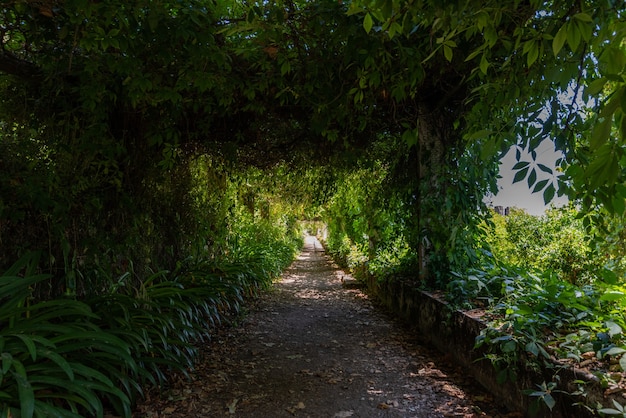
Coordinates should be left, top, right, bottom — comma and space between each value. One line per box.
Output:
525, 341, 539, 356
12, 361, 34, 418
606, 321, 623, 337
532, 179, 548, 193
526, 41, 539, 67
513, 167, 529, 183
587, 77, 608, 96
512, 161, 530, 170
573, 12, 593, 23
39, 349, 75, 381
543, 393, 556, 410
465, 46, 484, 62
600, 269, 619, 285
604, 347, 626, 357
552, 24, 567, 56
479, 138, 499, 160
602, 47, 626, 75
543, 183, 556, 204
12, 334, 37, 361
479, 53, 489, 75
363, 13, 373, 34
613, 195, 625, 215
591, 117, 612, 150
401, 129, 418, 147
599, 408, 624, 415
601, 87, 624, 118
30, 376, 102, 414
537, 164, 553, 174
527, 168, 537, 188
566, 21, 581, 52
575, 18, 592, 41
468, 129, 493, 140
502, 339, 517, 353
443, 45, 453, 62
1, 353, 12, 374
586, 143, 618, 188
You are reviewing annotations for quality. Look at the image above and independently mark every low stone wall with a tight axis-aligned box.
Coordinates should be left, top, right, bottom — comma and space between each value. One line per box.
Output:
366, 276, 610, 418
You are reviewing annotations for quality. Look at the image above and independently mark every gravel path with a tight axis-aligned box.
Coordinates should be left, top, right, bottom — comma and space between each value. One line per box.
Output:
135, 235, 519, 417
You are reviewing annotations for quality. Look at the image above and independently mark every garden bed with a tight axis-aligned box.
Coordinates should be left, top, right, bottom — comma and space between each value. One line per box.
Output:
365, 276, 624, 417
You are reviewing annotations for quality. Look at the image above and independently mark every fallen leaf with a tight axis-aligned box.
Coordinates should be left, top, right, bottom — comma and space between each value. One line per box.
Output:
296, 402, 305, 409
227, 398, 239, 414
334, 411, 355, 418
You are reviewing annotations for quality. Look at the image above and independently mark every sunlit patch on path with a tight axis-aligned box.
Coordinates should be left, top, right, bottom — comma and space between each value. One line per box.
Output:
135, 235, 519, 418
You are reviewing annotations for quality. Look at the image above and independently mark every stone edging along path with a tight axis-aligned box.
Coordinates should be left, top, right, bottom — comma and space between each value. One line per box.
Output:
366, 275, 621, 418
135, 235, 518, 417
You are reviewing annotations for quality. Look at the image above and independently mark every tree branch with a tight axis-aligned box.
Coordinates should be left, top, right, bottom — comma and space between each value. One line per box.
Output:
0, 50, 43, 81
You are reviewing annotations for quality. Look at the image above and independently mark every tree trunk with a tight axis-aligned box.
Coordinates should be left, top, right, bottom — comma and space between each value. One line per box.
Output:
415, 102, 456, 284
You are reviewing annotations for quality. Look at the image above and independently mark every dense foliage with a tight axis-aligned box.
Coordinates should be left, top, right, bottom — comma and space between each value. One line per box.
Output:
1, 0, 626, 415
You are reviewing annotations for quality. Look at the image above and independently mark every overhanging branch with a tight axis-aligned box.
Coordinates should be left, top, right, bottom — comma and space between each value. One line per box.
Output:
0, 50, 43, 81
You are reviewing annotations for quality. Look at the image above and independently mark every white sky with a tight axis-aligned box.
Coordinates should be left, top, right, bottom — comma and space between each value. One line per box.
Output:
485, 82, 588, 216
488, 141, 569, 216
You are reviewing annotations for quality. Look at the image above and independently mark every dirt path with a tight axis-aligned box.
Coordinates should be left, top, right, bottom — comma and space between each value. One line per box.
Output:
135, 236, 518, 418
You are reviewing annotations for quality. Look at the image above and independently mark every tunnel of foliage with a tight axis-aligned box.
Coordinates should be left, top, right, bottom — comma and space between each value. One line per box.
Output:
1, 0, 626, 416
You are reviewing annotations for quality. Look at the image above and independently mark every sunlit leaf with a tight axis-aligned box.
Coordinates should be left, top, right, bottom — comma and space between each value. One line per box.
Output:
363, 13, 373, 34
590, 118, 612, 150
479, 53, 489, 75
587, 77, 607, 96
444, 45, 453, 62
526, 41, 539, 67
552, 24, 567, 56
566, 21, 581, 52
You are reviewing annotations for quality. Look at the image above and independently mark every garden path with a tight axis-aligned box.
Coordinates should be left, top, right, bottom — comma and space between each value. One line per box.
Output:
135, 235, 520, 417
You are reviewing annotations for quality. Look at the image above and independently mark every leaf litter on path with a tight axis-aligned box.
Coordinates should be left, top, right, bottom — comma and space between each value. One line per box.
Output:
134, 235, 519, 418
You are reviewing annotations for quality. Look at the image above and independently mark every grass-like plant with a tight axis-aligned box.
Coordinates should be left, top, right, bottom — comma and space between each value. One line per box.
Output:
0, 211, 303, 417
0, 253, 133, 417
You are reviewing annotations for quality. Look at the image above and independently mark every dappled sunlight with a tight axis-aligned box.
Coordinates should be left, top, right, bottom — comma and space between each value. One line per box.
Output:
135, 217, 508, 417
281, 275, 304, 284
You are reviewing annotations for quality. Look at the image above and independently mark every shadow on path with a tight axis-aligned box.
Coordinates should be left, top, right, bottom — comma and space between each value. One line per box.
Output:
135, 235, 517, 417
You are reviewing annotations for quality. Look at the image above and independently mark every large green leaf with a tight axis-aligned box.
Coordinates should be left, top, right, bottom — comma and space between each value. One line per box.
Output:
11, 359, 34, 418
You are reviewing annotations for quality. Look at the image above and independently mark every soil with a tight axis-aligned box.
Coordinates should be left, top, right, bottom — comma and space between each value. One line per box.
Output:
134, 236, 523, 418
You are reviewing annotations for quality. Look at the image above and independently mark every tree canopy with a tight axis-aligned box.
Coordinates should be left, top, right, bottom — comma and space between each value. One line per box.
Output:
1, 0, 625, 277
